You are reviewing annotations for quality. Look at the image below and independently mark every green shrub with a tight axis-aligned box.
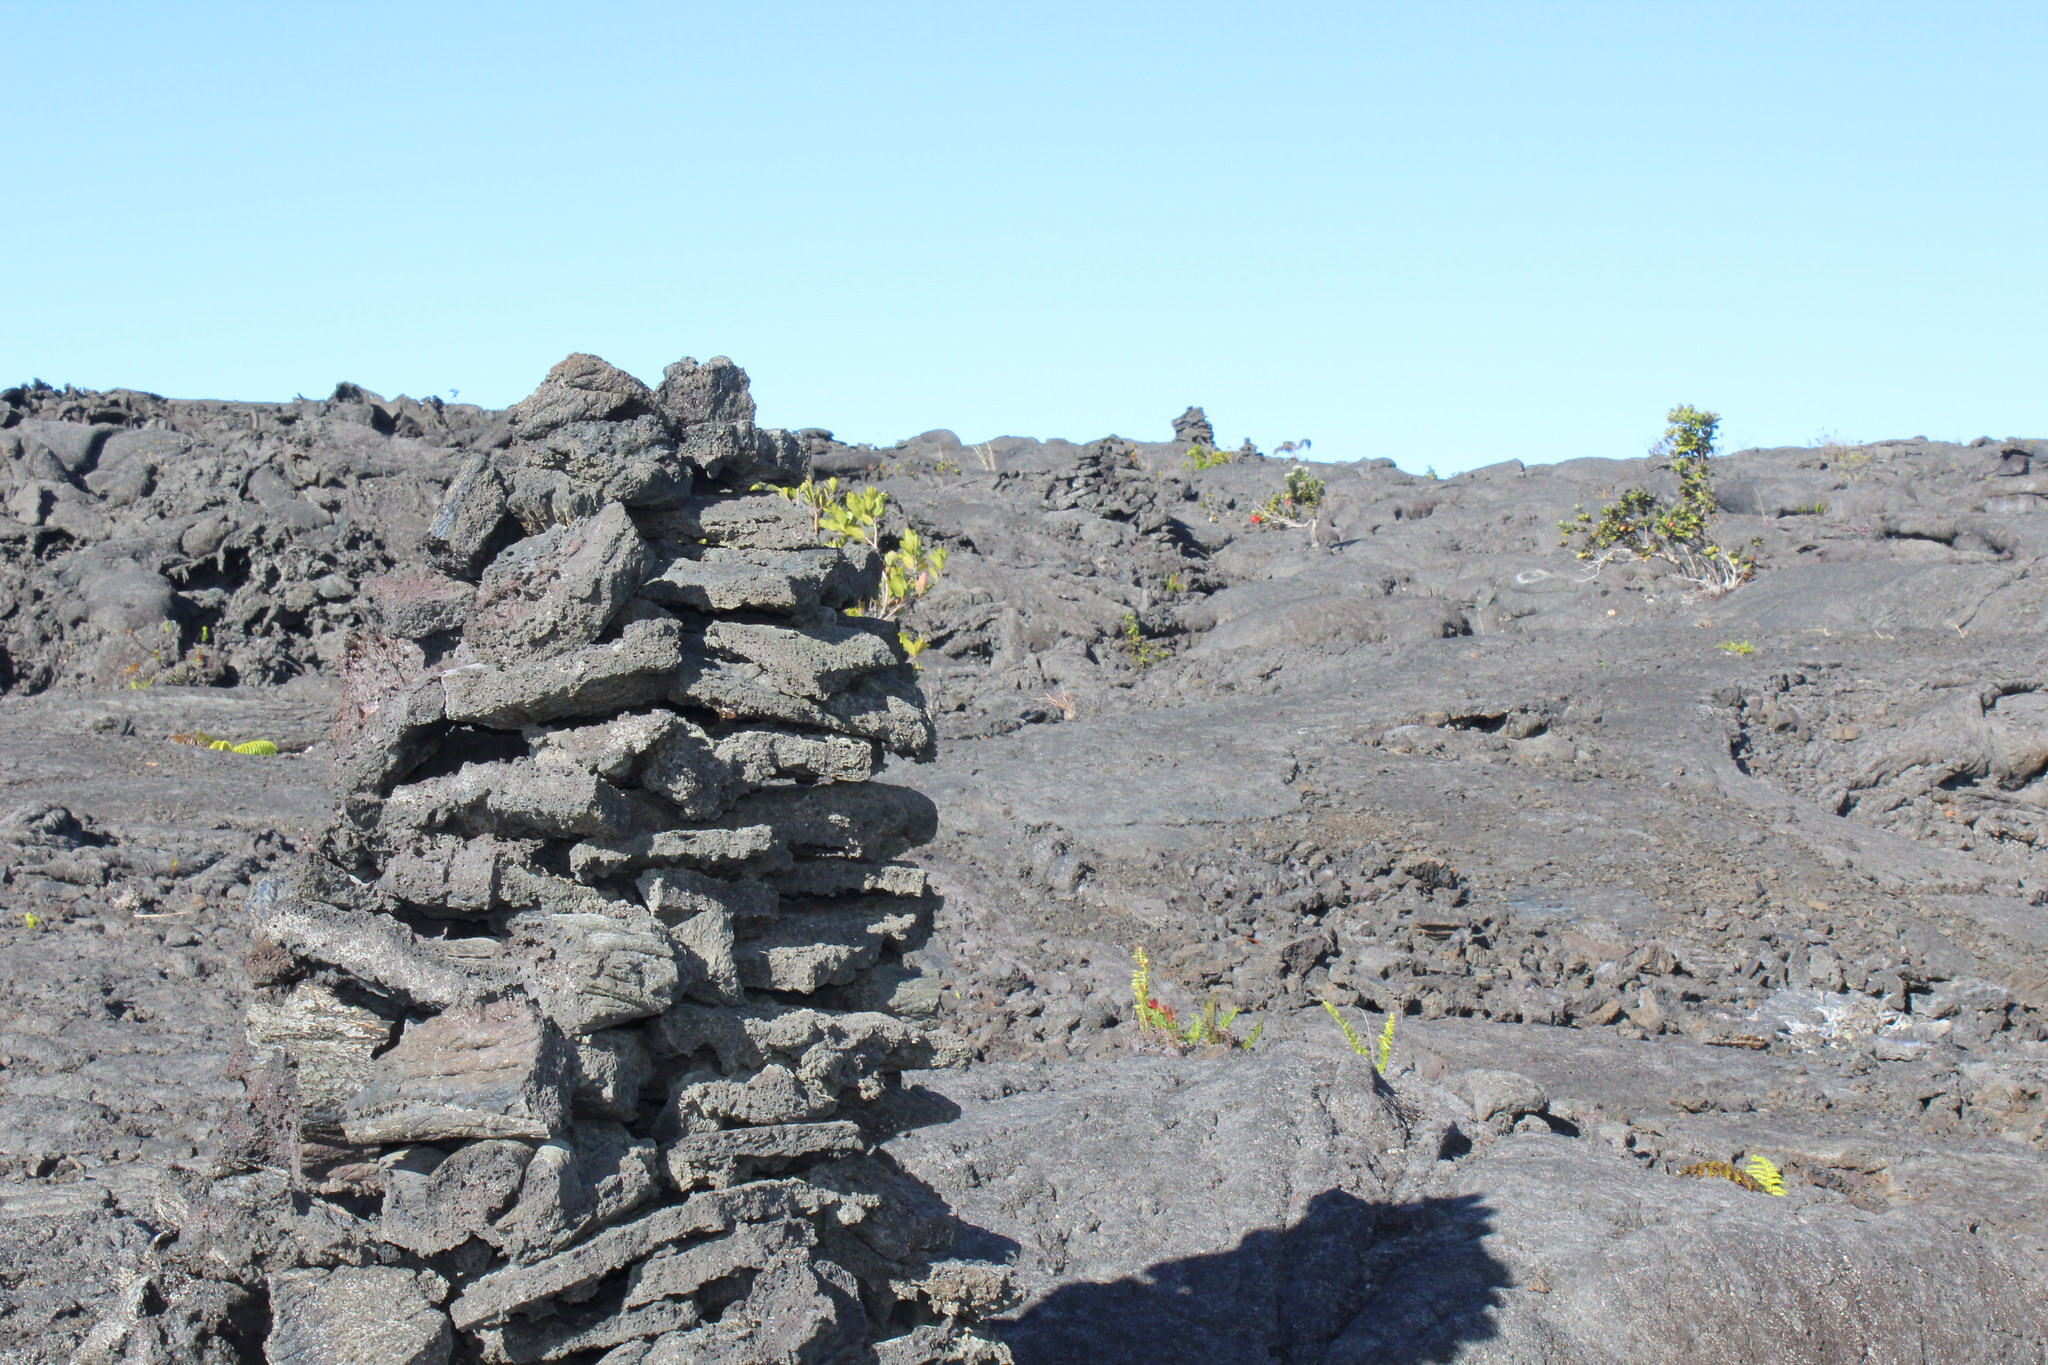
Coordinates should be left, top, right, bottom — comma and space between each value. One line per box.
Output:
764, 475, 845, 537
1183, 444, 1235, 471
1251, 465, 1325, 526
762, 479, 949, 622
1558, 404, 1756, 595
819, 485, 890, 551
1119, 613, 1171, 669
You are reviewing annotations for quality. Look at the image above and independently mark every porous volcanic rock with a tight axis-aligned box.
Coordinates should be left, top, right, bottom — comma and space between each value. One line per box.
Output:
11, 375, 2048, 1362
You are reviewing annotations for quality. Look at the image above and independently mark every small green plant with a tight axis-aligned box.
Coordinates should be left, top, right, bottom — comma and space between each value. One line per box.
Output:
1162, 571, 1186, 595
1251, 465, 1326, 527
764, 479, 949, 620
872, 526, 948, 621
899, 632, 930, 669
935, 454, 961, 476
1718, 640, 1754, 656
1323, 1000, 1398, 1074
1131, 948, 1261, 1050
170, 731, 279, 755
820, 485, 890, 551
1559, 404, 1756, 596
1120, 613, 1170, 669
22, 912, 43, 931
760, 476, 846, 537
1425, 465, 1439, 480
1183, 444, 1235, 471
1743, 1153, 1787, 1196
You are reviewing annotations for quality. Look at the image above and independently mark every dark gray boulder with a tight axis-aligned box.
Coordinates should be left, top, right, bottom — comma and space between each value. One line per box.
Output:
657, 355, 757, 427
509, 353, 662, 439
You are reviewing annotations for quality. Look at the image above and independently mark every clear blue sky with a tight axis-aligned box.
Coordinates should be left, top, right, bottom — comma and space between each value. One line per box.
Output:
4, 3, 2043, 473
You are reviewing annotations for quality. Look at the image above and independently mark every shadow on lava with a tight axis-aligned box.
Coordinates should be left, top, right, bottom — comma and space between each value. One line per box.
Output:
1000, 1190, 1507, 1365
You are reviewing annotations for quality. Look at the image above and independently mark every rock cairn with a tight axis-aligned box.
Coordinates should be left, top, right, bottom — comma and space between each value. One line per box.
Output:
233, 354, 1009, 1364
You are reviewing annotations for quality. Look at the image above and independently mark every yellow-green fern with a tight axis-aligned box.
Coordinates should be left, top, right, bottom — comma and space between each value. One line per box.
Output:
1680, 1160, 1768, 1194
1131, 947, 1170, 1031
1324, 999, 1369, 1055
1743, 1154, 1787, 1196
1324, 1001, 1398, 1075
173, 732, 278, 756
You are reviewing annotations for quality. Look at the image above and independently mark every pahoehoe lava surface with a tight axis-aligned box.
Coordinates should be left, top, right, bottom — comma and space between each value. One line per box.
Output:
2, 367, 2046, 1362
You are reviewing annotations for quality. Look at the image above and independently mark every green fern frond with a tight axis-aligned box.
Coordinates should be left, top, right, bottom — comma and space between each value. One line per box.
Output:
1324, 1002, 1397, 1074
1324, 1000, 1370, 1057
1743, 1154, 1787, 1196
1239, 1021, 1263, 1049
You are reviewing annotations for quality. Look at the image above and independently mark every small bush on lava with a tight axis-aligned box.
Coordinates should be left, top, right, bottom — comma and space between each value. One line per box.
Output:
1119, 614, 1171, 669
761, 476, 949, 622
1559, 404, 1757, 596
1130, 947, 1261, 1052
1251, 466, 1326, 527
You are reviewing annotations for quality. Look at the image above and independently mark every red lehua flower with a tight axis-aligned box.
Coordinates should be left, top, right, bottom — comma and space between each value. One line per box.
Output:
1249, 513, 1264, 523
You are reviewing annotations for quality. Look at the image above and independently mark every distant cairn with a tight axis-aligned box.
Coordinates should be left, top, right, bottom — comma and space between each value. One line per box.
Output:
1171, 406, 1214, 447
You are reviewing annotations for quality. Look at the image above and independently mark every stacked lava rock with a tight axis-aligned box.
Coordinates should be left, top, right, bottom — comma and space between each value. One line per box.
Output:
1039, 435, 1177, 539
241, 355, 1010, 1364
